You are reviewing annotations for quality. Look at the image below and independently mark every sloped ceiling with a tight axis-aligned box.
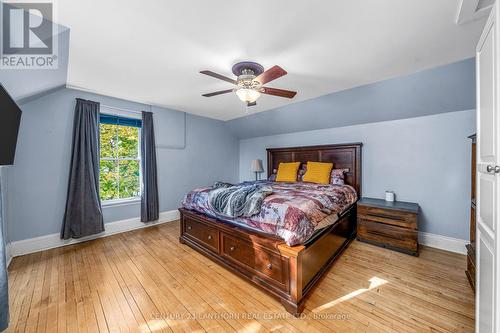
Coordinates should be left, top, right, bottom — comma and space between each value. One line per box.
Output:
227, 58, 476, 139
1, 26, 70, 105
55, 0, 486, 120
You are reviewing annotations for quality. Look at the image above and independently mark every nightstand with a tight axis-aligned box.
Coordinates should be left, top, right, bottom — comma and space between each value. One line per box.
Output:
357, 197, 420, 256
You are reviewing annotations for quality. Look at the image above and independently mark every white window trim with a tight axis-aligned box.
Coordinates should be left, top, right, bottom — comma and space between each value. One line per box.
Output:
99, 108, 143, 205
102, 197, 141, 208
100, 105, 142, 119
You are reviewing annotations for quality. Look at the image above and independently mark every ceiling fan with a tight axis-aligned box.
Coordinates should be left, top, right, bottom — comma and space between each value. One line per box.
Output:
200, 61, 297, 107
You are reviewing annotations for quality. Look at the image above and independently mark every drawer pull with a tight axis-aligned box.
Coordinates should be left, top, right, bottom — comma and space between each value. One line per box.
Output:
367, 229, 400, 241
207, 235, 212, 240
366, 213, 405, 221
187, 225, 192, 230
230, 246, 235, 252
267, 263, 272, 270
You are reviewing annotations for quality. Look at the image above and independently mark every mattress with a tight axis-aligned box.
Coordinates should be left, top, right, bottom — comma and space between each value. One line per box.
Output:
182, 181, 357, 246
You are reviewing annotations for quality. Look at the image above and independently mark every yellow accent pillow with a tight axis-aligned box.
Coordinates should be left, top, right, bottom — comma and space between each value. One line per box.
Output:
302, 162, 334, 184
275, 162, 301, 182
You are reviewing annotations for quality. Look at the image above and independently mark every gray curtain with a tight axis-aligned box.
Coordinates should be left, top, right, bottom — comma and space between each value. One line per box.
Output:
0, 172, 9, 331
61, 99, 104, 239
141, 111, 159, 222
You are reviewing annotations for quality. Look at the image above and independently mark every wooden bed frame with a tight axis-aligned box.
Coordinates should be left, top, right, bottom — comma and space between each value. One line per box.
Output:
179, 143, 362, 315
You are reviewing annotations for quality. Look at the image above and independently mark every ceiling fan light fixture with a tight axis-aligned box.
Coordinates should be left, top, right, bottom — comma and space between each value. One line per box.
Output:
236, 88, 261, 104
200, 62, 296, 106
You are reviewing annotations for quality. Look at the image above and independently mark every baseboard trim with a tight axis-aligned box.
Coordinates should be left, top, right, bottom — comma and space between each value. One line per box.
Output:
8, 213, 467, 259
418, 231, 467, 255
5, 242, 12, 268
9, 209, 180, 258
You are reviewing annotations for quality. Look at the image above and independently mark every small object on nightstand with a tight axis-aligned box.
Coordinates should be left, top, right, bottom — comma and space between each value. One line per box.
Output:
357, 197, 419, 256
385, 191, 395, 202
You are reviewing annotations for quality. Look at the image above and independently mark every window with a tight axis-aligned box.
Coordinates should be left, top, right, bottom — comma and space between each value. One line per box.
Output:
99, 114, 142, 202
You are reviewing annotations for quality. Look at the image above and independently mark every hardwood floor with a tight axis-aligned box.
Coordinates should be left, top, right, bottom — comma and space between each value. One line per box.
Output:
6, 221, 474, 333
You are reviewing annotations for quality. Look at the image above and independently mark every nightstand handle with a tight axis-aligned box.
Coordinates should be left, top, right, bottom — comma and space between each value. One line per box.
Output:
367, 229, 400, 241
366, 213, 405, 221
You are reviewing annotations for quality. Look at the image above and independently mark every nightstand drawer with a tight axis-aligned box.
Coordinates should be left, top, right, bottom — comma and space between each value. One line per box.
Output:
358, 205, 417, 229
357, 219, 418, 254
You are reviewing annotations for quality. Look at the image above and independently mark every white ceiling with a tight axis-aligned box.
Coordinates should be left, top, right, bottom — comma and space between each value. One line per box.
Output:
57, 0, 487, 121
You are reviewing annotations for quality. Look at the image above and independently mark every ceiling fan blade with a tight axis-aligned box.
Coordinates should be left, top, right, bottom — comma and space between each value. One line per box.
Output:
254, 65, 287, 85
202, 89, 234, 97
247, 101, 257, 107
262, 87, 297, 98
200, 70, 237, 85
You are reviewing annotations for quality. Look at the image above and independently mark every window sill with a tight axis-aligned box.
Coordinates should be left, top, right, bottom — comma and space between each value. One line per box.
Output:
102, 198, 141, 208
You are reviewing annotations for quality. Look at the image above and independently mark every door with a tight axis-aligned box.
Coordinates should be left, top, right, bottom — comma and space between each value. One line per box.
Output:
476, 3, 499, 332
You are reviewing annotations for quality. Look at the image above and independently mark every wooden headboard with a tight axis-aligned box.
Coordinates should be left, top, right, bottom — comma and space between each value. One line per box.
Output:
266, 143, 362, 195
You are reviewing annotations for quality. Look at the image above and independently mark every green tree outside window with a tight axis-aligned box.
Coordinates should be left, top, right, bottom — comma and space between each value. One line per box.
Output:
99, 123, 141, 201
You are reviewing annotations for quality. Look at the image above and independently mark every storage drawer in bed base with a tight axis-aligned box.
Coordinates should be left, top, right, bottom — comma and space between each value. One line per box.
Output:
178, 207, 356, 316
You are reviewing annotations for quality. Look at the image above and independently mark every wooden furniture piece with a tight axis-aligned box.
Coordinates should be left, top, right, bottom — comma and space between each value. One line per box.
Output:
179, 143, 362, 315
357, 197, 419, 256
466, 134, 476, 291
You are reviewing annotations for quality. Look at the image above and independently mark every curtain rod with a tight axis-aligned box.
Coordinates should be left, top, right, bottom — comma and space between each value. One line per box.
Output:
100, 104, 143, 115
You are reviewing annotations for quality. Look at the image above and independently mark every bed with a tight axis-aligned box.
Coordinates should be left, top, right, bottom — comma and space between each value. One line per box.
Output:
178, 143, 362, 315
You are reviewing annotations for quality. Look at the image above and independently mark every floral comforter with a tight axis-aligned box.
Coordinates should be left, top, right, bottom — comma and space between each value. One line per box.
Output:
181, 181, 358, 246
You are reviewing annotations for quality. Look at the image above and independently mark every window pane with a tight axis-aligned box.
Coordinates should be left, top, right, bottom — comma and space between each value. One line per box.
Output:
119, 160, 140, 199
118, 125, 139, 158
100, 124, 117, 158
100, 160, 119, 200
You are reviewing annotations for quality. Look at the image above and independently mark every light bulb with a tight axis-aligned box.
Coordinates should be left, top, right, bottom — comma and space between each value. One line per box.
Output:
236, 88, 261, 103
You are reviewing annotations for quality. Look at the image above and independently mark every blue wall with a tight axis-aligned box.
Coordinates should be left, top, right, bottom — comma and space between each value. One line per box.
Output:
233, 58, 477, 240
227, 58, 475, 139
239, 110, 475, 240
2, 58, 476, 242
4, 88, 239, 242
